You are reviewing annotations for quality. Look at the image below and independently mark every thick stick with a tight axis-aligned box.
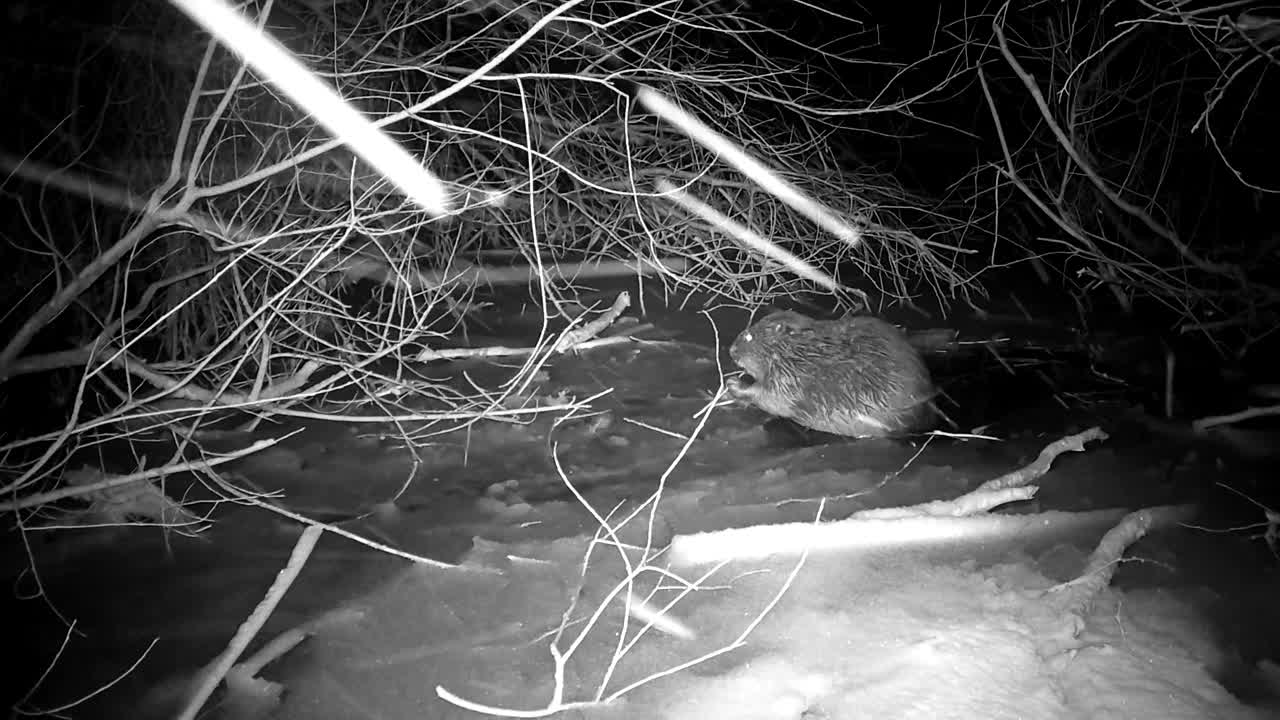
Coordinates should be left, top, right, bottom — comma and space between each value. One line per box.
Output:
341, 256, 690, 291
176, 523, 324, 720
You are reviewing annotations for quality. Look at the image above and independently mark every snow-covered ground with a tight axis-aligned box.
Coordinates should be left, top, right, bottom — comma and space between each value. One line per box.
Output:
7, 300, 1278, 719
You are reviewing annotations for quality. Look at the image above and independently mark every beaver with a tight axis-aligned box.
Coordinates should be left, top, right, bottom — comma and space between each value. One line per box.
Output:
726, 310, 934, 437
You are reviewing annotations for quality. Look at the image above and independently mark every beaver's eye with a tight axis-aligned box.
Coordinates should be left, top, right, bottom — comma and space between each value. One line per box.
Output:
742, 332, 752, 342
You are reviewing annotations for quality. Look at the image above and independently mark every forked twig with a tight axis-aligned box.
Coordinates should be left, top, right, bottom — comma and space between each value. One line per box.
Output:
436, 391, 815, 716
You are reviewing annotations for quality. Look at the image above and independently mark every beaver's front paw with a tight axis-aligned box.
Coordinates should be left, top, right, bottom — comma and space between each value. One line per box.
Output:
725, 374, 758, 401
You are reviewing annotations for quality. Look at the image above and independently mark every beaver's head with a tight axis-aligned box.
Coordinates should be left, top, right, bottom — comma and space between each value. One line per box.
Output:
730, 312, 809, 377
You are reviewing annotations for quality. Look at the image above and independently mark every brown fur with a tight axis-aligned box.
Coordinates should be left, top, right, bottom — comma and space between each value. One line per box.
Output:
728, 310, 934, 437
